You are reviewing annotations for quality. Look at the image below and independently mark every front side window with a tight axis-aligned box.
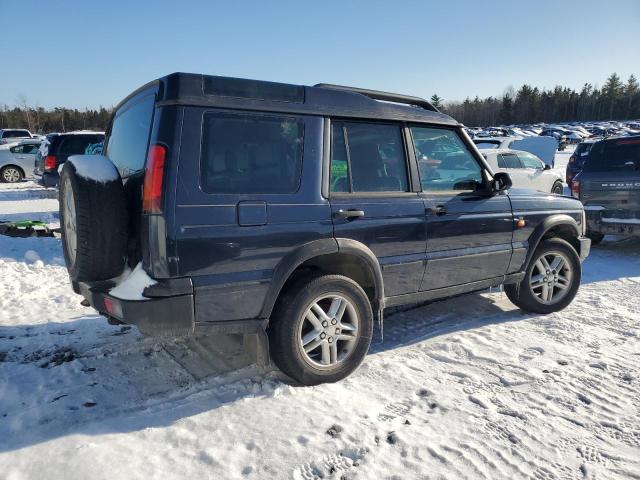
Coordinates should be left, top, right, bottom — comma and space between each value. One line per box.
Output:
329, 121, 408, 193
411, 127, 483, 192
106, 92, 155, 177
518, 152, 544, 169
201, 112, 304, 194
498, 153, 522, 169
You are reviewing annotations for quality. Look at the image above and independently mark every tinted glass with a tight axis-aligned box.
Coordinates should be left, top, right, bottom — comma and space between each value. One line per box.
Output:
475, 142, 499, 149
343, 123, 408, 193
3, 130, 30, 139
330, 123, 349, 193
106, 93, 155, 177
412, 127, 483, 192
201, 113, 304, 194
518, 152, 544, 169
10, 144, 39, 154
58, 135, 104, 155
584, 139, 640, 171
497, 153, 522, 169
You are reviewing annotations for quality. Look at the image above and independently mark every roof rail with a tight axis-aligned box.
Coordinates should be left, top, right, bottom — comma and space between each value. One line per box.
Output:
314, 83, 439, 112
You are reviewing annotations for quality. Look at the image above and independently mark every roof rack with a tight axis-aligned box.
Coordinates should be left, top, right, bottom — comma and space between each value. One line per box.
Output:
314, 83, 439, 112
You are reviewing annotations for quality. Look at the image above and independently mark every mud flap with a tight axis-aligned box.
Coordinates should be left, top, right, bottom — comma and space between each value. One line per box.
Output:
243, 329, 271, 368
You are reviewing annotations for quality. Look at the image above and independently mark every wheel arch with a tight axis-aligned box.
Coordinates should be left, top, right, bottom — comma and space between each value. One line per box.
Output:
260, 238, 384, 319
525, 214, 581, 266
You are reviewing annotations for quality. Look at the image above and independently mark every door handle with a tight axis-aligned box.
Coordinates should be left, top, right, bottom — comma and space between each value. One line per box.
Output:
427, 205, 447, 216
335, 209, 365, 219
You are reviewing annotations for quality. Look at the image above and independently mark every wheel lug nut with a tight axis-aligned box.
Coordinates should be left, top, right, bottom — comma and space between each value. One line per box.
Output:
322, 321, 328, 327
331, 319, 337, 325
320, 332, 326, 339
335, 328, 340, 334
328, 337, 333, 343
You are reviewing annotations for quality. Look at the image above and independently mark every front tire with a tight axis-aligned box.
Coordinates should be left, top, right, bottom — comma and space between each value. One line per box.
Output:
505, 238, 581, 314
269, 274, 373, 386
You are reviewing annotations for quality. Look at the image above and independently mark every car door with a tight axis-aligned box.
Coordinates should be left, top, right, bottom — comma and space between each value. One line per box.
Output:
410, 126, 514, 291
10, 143, 38, 176
496, 152, 529, 188
517, 151, 549, 192
329, 121, 427, 297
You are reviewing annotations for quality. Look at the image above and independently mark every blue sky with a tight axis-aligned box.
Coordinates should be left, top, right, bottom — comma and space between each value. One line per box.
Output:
1, 0, 639, 109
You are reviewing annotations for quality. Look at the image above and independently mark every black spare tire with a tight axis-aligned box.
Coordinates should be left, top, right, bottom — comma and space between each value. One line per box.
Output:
59, 156, 128, 282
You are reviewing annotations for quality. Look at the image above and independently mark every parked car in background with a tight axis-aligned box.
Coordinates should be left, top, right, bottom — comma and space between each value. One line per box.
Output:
473, 135, 558, 167
58, 72, 590, 386
33, 131, 104, 187
479, 148, 564, 194
0, 128, 34, 145
572, 135, 640, 244
0, 139, 42, 182
566, 138, 601, 188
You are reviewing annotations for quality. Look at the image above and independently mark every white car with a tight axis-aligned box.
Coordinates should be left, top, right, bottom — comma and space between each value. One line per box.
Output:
0, 139, 41, 183
480, 148, 564, 194
473, 135, 558, 167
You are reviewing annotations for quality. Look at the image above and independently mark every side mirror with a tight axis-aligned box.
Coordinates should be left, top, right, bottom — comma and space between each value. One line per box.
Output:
493, 172, 512, 192
544, 164, 551, 170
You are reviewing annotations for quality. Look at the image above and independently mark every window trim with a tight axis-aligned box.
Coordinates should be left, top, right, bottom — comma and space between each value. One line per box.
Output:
198, 110, 306, 196
408, 124, 491, 195
327, 117, 415, 197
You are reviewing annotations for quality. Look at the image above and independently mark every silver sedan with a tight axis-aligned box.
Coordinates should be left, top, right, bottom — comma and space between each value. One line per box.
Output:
0, 140, 42, 182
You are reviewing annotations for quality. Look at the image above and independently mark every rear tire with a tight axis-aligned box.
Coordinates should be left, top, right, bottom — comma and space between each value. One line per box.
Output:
59, 161, 128, 282
586, 231, 604, 245
505, 238, 581, 314
1, 166, 23, 183
269, 274, 373, 386
551, 181, 563, 195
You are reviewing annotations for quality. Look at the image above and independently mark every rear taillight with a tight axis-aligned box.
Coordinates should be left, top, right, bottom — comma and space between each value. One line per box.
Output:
142, 144, 167, 213
571, 180, 580, 199
44, 155, 57, 170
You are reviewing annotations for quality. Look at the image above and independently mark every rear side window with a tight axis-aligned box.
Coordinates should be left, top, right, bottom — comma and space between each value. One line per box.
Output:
58, 135, 104, 155
201, 112, 304, 194
497, 153, 522, 169
3, 130, 30, 139
330, 121, 409, 193
10, 144, 39, 154
584, 139, 640, 171
106, 93, 155, 177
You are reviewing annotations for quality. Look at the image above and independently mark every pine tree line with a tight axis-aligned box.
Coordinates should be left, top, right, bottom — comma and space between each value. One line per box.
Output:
433, 73, 640, 127
0, 101, 112, 133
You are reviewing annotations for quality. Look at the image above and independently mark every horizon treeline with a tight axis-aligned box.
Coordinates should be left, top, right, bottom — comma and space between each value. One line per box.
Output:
437, 73, 640, 127
1, 73, 639, 133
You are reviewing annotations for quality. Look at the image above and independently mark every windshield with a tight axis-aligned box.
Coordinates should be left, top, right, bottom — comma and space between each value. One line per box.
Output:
584, 139, 640, 172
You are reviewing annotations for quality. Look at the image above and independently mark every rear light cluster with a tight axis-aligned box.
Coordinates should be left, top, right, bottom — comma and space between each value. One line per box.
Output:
571, 180, 580, 199
142, 144, 167, 213
44, 155, 57, 171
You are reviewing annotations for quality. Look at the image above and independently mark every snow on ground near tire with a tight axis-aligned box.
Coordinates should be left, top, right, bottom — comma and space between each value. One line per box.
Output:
1, 179, 639, 480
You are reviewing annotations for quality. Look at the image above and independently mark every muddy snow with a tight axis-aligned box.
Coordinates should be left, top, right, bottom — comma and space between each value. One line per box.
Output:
0, 175, 639, 480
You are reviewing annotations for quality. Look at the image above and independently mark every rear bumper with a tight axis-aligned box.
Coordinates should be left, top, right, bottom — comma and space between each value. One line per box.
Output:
78, 280, 195, 337
586, 210, 640, 236
36, 171, 59, 187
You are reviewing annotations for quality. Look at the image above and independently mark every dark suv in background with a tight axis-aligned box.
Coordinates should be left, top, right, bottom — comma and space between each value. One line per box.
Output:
566, 138, 600, 188
34, 131, 104, 187
572, 136, 640, 244
58, 73, 590, 385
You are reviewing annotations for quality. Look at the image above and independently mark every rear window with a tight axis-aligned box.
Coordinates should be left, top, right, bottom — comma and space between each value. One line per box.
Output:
57, 135, 104, 155
584, 139, 640, 172
105, 93, 155, 177
200, 112, 304, 194
2, 130, 30, 139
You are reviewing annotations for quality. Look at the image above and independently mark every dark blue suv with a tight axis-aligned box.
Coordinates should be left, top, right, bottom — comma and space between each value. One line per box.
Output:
58, 73, 591, 385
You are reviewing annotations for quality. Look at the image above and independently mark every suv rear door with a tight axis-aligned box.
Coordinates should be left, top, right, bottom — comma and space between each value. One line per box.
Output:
328, 121, 426, 297
411, 126, 514, 290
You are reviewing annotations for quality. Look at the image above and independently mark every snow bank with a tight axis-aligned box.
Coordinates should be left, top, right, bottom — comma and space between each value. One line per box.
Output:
109, 262, 157, 300
66, 155, 119, 183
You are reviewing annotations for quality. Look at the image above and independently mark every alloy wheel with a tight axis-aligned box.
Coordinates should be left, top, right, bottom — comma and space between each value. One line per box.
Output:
2, 167, 21, 183
529, 251, 573, 304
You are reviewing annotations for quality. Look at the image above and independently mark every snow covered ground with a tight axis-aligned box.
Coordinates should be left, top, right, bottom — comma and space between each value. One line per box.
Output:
1, 168, 639, 479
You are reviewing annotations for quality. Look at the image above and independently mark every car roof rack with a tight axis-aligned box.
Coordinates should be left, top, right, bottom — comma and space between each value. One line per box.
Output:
314, 83, 439, 112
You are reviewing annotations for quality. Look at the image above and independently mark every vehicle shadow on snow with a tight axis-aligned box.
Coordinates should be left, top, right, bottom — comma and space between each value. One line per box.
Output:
0, 239, 638, 452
